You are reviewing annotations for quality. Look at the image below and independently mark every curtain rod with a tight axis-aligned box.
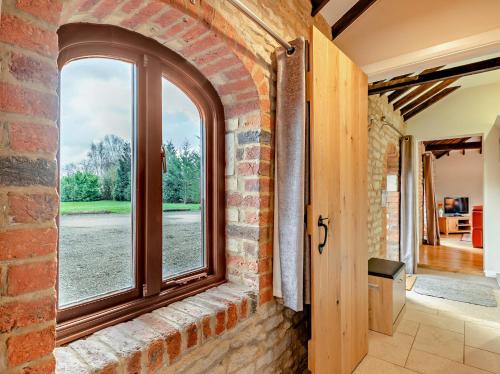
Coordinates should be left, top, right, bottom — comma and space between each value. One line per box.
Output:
369, 116, 405, 137
227, 0, 295, 54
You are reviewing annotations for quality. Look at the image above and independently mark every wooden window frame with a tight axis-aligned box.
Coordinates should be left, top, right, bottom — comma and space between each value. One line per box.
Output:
56, 23, 226, 345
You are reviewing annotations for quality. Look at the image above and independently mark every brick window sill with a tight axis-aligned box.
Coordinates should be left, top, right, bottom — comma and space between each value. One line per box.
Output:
55, 283, 257, 373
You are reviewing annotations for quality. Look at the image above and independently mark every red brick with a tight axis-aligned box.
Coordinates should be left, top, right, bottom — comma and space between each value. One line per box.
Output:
121, 1, 165, 28
224, 66, 250, 81
0, 82, 58, 121
215, 310, 225, 335
0, 15, 57, 57
7, 326, 55, 367
154, 7, 184, 27
0, 227, 57, 261
126, 351, 142, 374
147, 340, 164, 373
245, 146, 272, 161
244, 178, 271, 193
259, 242, 272, 258
16, 0, 62, 24
7, 260, 56, 296
226, 192, 242, 207
186, 323, 198, 348
195, 51, 237, 72
93, 0, 124, 19
226, 303, 238, 329
238, 161, 270, 177
17, 355, 56, 373
258, 258, 271, 273
78, 0, 100, 12
166, 330, 181, 362
181, 33, 221, 57
201, 316, 211, 339
8, 192, 58, 223
226, 100, 260, 118
181, 22, 209, 44
199, 56, 240, 76
218, 78, 255, 96
0, 296, 55, 333
9, 122, 58, 154
259, 288, 273, 305
121, 0, 142, 13
9, 52, 57, 89
240, 298, 248, 319
161, 17, 196, 41
259, 273, 272, 289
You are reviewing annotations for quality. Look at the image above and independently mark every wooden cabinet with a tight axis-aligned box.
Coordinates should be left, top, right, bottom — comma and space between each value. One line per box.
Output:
438, 216, 471, 235
368, 259, 406, 336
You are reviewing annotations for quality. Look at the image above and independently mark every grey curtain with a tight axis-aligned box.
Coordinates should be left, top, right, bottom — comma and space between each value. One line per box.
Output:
273, 37, 307, 312
400, 136, 418, 274
423, 152, 440, 246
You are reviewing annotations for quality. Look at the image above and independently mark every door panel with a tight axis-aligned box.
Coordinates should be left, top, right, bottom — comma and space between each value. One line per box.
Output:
308, 26, 368, 374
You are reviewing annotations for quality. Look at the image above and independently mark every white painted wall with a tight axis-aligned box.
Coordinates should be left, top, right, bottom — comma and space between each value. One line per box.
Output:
434, 151, 484, 209
407, 81, 500, 277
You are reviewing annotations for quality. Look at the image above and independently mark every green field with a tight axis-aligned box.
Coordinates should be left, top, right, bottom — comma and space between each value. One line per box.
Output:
60, 200, 200, 215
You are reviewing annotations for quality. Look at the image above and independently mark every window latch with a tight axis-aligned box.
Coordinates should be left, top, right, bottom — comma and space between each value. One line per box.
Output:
160, 144, 167, 174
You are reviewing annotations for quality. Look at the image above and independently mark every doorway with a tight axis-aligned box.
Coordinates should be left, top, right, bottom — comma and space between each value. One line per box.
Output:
418, 136, 484, 274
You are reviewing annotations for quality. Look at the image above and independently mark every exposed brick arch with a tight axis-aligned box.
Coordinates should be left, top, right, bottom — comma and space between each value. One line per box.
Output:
60, 0, 267, 124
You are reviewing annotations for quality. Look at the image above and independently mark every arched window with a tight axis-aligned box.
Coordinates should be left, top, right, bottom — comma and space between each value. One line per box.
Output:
57, 24, 225, 344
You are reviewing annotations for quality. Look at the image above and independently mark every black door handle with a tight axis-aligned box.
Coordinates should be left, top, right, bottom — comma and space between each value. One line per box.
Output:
318, 215, 329, 254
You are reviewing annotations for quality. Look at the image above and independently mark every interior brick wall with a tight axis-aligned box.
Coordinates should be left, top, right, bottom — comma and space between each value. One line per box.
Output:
0, 0, 329, 372
368, 95, 407, 261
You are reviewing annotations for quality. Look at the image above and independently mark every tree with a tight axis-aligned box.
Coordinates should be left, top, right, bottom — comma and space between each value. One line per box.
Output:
113, 142, 131, 201
60, 171, 101, 202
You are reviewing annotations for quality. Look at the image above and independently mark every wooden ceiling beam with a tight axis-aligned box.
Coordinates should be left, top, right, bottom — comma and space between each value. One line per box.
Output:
332, 0, 378, 39
311, 0, 331, 16
369, 57, 500, 95
403, 86, 460, 121
387, 66, 444, 103
425, 141, 482, 152
393, 81, 437, 110
399, 78, 459, 115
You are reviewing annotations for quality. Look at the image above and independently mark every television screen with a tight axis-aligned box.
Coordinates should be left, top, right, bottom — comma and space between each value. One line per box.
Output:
444, 197, 469, 214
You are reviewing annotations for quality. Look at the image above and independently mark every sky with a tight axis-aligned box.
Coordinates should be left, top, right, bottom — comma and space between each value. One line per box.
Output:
60, 57, 201, 170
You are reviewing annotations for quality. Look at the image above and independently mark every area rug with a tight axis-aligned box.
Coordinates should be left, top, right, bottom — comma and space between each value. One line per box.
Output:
414, 275, 498, 307
406, 275, 417, 291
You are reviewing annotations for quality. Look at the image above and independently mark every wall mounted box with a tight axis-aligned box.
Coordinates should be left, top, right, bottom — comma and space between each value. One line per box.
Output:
368, 258, 406, 336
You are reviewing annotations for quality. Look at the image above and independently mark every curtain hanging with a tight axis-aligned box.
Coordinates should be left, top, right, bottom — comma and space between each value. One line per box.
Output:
400, 135, 418, 274
273, 37, 307, 312
423, 152, 441, 246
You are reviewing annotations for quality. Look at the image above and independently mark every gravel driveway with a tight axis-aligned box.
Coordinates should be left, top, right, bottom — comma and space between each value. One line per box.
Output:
58, 211, 202, 307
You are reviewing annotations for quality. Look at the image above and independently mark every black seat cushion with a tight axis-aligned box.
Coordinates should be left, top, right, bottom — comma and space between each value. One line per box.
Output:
368, 258, 405, 279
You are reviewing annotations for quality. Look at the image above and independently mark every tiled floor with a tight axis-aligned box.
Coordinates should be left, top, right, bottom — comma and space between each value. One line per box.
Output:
355, 270, 500, 373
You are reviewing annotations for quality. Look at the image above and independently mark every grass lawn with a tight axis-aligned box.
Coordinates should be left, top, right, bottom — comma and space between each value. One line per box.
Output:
60, 200, 200, 215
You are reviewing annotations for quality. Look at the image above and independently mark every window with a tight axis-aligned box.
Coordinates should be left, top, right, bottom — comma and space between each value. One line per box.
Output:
57, 24, 225, 344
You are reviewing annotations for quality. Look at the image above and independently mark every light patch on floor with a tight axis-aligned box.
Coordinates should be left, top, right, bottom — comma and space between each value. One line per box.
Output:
355, 269, 500, 373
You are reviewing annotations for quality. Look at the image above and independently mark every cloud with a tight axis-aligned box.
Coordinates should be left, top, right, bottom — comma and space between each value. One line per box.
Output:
60, 58, 202, 170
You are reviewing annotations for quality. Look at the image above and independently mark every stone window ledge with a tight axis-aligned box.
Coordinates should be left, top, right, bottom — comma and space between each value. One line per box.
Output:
55, 283, 257, 373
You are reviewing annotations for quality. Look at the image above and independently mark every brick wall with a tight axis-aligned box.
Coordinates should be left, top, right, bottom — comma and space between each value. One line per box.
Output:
368, 95, 407, 261
0, 0, 329, 372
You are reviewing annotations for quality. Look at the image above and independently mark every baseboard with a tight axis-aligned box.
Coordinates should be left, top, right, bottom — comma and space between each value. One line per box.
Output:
484, 270, 498, 278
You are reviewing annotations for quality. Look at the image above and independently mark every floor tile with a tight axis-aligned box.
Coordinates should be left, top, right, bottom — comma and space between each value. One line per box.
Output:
403, 308, 464, 334
413, 324, 464, 362
406, 349, 490, 374
465, 346, 500, 373
465, 322, 500, 354
368, 331, 415, 366
406, 301, 439, 315
354, 356, 417, 374
396, 318, 420, 337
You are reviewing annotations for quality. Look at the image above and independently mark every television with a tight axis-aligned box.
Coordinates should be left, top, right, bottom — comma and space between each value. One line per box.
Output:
444, 197, 469, 215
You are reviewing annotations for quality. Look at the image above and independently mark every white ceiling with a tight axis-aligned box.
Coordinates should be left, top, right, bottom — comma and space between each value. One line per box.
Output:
319, 0, 500, 84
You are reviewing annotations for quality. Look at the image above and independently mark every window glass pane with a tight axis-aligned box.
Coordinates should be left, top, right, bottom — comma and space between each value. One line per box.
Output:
59, 58, 135, 308
161, 78, 204, 279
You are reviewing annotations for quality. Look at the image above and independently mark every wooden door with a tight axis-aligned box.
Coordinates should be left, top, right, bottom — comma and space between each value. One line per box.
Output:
308, 26, 368, 374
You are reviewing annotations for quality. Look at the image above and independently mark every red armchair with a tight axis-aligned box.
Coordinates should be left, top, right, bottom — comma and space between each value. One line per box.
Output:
472, 205, 483, 248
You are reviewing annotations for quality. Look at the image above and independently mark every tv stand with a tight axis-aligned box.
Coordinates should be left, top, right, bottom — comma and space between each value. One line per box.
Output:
438, 215, 471, 235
